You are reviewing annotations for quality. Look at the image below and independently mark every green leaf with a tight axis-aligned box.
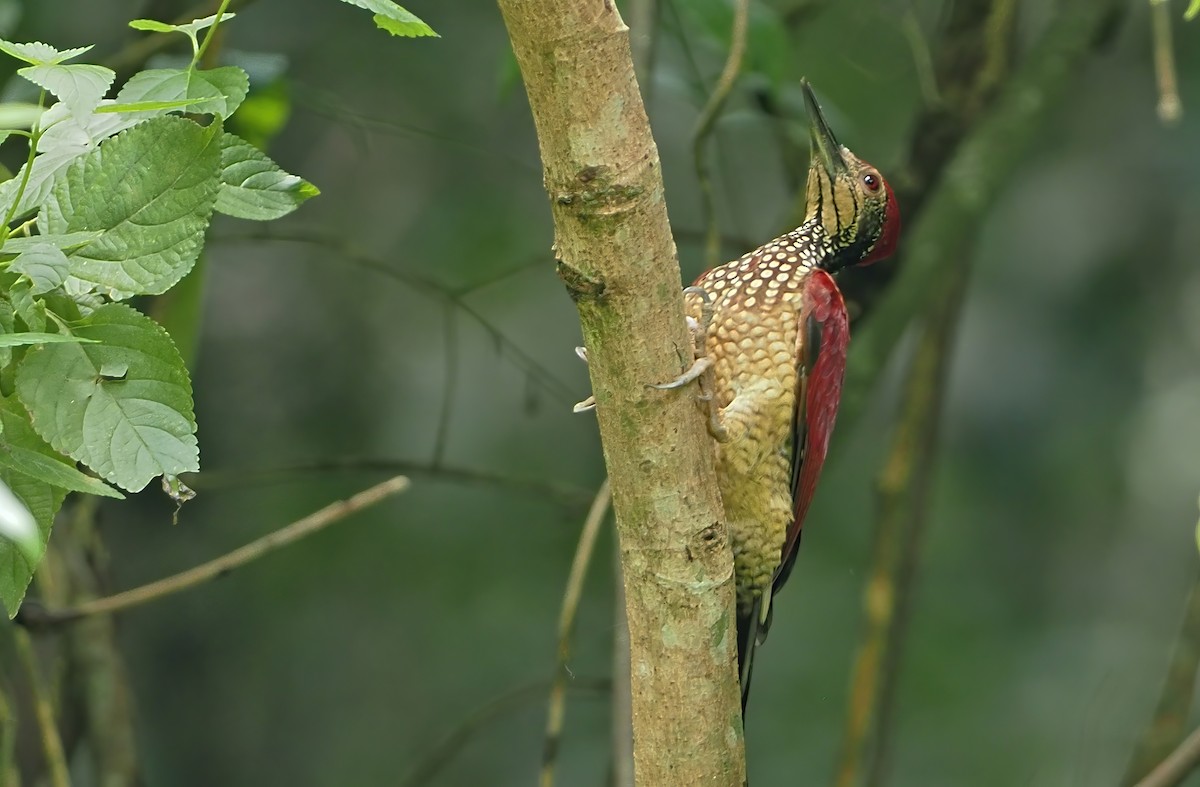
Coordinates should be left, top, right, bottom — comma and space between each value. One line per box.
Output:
40, 115, 221, 298
216, 132, 318, 220
337, 0, 438, 37
0, 332, 94, 348
9, 242, 70, 293
1187, 0, 1200, 21
117, 66, 249, 118
0, 397, 67, 616
172, 12, 236, 39
15, 302, 198, 493
0, 39, 91, 66
95, 97, 212, 114
0, 295, 13, 367
129, 13, 236, 52
0, 103, 145, 220
128, 18, 177, 33
19, 63, 115, 120
9, 280, 44, 332
228, 81, 290, 149
0, 445, 122, 498
0, 232, 101, 255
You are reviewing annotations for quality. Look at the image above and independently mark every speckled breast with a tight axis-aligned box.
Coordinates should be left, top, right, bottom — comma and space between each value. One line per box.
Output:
686, 231, 819, 605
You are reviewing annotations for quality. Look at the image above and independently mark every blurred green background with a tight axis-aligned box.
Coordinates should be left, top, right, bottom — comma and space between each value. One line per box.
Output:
5, 0, 1200, 785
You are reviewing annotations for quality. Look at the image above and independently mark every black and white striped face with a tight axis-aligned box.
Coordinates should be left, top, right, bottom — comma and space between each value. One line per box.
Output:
803, 148, 894, 273
799, 80, 901, 273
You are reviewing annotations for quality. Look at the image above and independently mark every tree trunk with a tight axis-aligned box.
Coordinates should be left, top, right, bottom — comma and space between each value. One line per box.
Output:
494, 2, 746, 785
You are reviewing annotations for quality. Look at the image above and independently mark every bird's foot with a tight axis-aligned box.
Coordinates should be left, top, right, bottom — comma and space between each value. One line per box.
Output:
647, 287, 730, 443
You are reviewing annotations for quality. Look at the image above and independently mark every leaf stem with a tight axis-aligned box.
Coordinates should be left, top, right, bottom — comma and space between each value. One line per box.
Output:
0, 90, 46, 246
192, 0, 235, 67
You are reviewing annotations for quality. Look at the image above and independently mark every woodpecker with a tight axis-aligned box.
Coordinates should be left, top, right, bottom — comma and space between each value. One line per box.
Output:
658, 80, 901, 709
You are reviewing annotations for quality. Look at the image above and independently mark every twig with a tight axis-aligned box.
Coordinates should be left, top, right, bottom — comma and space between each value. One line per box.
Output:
1123, 565, 1200, 783
1149, 0, 1182, 124
692, 0, 751, 269
834, 267, 967, 787
210, 230, 578, 406
398, 677, 609, 787
541, 480, 613, 787
901, 5, 940, 106
18, 476, 409, 626
103, 0, 262, 74
54, 495, 140, 784
836, 0, 1125, 439
432, 303, 459, 468
14, 627, 70, 787
185, 458, 590, 508
0, 679, 15, 783
1134, 725, 1200, 787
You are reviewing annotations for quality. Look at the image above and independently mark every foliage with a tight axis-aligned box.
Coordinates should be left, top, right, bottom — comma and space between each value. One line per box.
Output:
0, 8, 325, 616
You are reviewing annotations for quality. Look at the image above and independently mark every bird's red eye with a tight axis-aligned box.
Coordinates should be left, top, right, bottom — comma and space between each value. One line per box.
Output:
861, 171, 881, 193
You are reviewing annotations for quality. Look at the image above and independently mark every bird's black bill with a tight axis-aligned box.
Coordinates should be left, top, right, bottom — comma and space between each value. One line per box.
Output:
801, 79, 848, 177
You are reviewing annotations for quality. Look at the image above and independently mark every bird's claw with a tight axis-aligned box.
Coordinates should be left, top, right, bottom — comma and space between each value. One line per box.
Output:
573, 346, 596, 413
649, 356, 713, 390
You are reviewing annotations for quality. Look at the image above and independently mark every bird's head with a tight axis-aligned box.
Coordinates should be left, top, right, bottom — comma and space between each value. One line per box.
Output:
800, 79, 901, 273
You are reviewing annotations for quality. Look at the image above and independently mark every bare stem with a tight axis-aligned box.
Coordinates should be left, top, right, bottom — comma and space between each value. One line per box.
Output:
1134, 725, 1200, 787
541, 480, 612, 787
19, 476, 409, 626
834, 268, 967, 787
399, 678, 609, 787
1123, 566, 1200, 783
187, 458, 589, 508
1150, 0, 1182, 124
14, 628, 70, 787
693, 0, 751, 269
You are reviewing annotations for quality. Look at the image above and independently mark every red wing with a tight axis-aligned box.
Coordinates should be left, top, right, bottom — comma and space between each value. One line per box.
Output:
775, 269, 848, 588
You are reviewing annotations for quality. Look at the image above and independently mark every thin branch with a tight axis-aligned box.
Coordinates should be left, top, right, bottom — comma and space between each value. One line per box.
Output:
211, 230, 579, 406
692, 0, 751, 270
901, 5, 940, 106
836, 0, 1125, 437
398, 678, 609, 787
1134, 725, 1200, 787
14, 628, 70, 787
186, 458, 590, 508
0, 680, 13, 784
432, 303, 459, 468
834, 267, 966, 787
18, 476, 409, 627
292, 84, 538, 176
54, 495, 140, 784
541, 480, 612, 787
1150, 0, 1182, 124
1123, 566, 1200, 783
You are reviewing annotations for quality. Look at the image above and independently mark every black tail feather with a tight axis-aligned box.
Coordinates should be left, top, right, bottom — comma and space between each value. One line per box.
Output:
736, 595, 775, 715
